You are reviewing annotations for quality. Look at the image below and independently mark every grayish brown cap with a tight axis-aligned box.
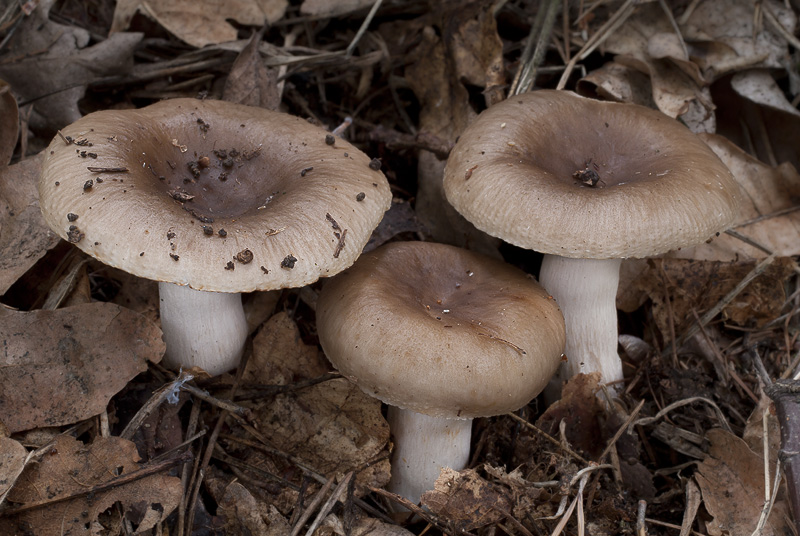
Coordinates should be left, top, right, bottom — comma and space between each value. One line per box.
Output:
443, 90, 740, 259
39, 98, 392, 292
316, 241, 566, 419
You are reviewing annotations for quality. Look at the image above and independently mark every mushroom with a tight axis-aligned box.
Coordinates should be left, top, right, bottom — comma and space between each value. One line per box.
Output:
316, 241, 565, 505
443, 90, 739, 391
39, 98, 392, 376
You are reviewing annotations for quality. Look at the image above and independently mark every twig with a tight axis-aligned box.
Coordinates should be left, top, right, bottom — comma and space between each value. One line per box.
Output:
636, 500, 648, 536
303, 472, 353, 536
345, 0, 383, 58
509, 0, 561, 95
632, 397, 732, 433
557, 0, 637, 89
180, 382, 253, 418
290, 474, 336, 536
598, 399, 646, 462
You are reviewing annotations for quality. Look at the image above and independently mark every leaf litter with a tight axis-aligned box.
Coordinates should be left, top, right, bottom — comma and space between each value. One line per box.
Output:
2, 0, 800, 534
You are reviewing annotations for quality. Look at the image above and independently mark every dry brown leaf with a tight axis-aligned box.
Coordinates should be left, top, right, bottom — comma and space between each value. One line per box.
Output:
0, 80, 18, 166
576, 61, 655, 106
673, 134, 800, 261
421, 467, 512, 531
0, 154, 60, 294
223, 29, 281, 110
2, 435, 182, 535
695, 428, 790, 536
0, 0, 141, 133
603, 3, 710, 125
448, 3, 505, 106
682, 0, 796, 79
0, 437, 27, 506
0, 302, 165, 433
243, 311, 328, 386
252, 377, 390, 494
139, 0, 267, 48
300, 0, 373, 18
206, 473, 291, 536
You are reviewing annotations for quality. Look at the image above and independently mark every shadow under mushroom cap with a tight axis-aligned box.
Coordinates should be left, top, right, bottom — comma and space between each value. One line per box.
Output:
39, 98, 392, 292
443, 90, 741, 259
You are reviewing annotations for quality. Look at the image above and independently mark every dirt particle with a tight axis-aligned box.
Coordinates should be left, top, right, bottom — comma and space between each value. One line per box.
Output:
167, 231, 176, 240
139, 252, 144, 256
218, 229, 227, 237
235, 249, 254, 264
67, 213, 78, 222
325, 134, 335, 145
202, 225, 213, 236
260, 266, 269, 274
281, 255, 297, 269
83, 180, 93, 191
198, 156, 210, 168
368, 158, 381, 170
356, 192, 365, 201
300, 166, 313, 176
170, 253, 180, 261
225, 261, 235, 270
67, 225, 84, 243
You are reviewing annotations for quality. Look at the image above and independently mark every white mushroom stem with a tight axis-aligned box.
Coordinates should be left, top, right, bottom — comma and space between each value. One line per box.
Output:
158, 282, 248, 376
539, 255, 623, 390
386, 406, 472, 507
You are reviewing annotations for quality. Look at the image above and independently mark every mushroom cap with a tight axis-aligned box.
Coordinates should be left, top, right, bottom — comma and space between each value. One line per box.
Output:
316, 241, 566, 419
443, 90, 740, 259
39, 99, 392, 292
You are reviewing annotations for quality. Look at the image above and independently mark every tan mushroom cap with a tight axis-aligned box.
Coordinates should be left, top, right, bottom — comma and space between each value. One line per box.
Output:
39, 98, 392, 292
316, 241, 566, 419
443, 90, 740, 259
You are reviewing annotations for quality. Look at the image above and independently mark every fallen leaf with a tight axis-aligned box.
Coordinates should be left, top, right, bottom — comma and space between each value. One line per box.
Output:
243, 311, 328, 386
251, 377, 390, 494
0, 154, 60, 295
672, 134, 800, 260
223, 28, 281, 110
0, 0, 142, 133
576, 61, 655, 106
0, 437, 27, 507
603, 3, 711, 125
682, 0, 796, 79
695, 428, 790, 536
0, 80, 18, 165
421, 467, 512, 531
2, 435, 183, 535
206, 472, 291, 536
139, 0, 267, 48
0, 302, 165, 433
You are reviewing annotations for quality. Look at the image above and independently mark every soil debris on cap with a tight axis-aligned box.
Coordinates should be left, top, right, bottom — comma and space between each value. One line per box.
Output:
67, 213, 79, 222
67, 225, 84, 243
235, 249, 253, 264
369, 158, 381, 170
281, 255, 297, 269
